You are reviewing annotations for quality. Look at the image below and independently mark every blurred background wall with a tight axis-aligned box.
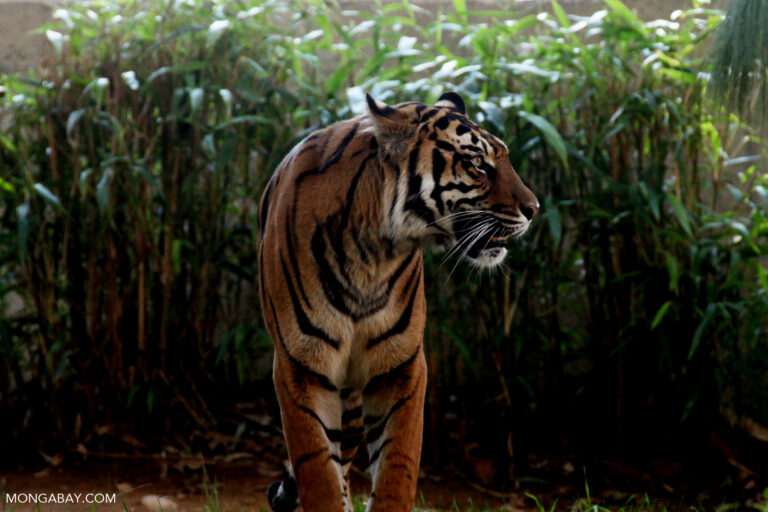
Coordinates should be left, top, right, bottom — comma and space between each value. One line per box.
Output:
0, 0, 715, 73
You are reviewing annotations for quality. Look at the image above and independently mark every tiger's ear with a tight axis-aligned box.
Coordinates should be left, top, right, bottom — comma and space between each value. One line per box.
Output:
366, 94, 416, 147
435, 91, 466, 114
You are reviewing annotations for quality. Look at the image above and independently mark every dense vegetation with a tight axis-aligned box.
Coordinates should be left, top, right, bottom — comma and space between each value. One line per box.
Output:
1, 0, 767, 495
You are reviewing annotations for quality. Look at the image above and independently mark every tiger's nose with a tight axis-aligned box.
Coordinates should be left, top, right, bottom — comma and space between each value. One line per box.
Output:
520, 202, 539, 221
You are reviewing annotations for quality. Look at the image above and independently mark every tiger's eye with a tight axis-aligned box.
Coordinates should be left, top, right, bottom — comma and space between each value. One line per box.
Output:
471, 156, 484, 170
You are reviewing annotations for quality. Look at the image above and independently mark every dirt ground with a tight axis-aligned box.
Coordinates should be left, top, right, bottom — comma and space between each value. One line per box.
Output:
1, 459, 518, 512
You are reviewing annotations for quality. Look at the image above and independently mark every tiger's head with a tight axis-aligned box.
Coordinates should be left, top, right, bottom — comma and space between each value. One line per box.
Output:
366, 91, 539, 267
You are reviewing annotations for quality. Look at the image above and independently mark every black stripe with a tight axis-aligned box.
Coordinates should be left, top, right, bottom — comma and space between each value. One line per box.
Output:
441, 181, 482, 193
352, 229, 371, 264
305, 132, 325, 142
420, 108, 439, 122
319, 123, 360, 173
296, 143, 318, 157
430, 148, 447, 215
284, 215, 312, 309
292, 124, 358, 197
330, 454, 353, 466
311, 227, 353, 317
404, 141, 436, 224
364, 394, 413, 444
293, 448, 327, 474
280, 380, 343, 443
404, 182, 434, 224
366, 265, 421, 349
363, 347, 421, 396
454, 189, 491, 209
368, 439, 392, 465
331, 152, 376, 276
341, 433, 364, 451
435, 140, 457, 153
280, 256, 339, 349
268, 296, 337, 392
342, 406, 363, 423
259, 177, 274, 235
387, 250, 418, 290
434, 115, 451, 131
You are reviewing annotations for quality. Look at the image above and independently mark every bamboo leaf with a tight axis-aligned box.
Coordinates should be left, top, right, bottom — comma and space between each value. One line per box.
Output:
97, 168, 112, 211
452, 0, 467, 22
214, 115, 270, 131
0, 177, 16, 194
651, 301, 672, 330
206, 19, 231, 49
551, 0, 570, 29
66, 109, 85, 140
326, 62, 354, 96
46, 30, 64, 56
33, 183, 65, 213
688, 304, 716, 360
544, 196, 562, 247
667, 195, 693, 238
519, 111, 568, 167
603, 0, 640, 22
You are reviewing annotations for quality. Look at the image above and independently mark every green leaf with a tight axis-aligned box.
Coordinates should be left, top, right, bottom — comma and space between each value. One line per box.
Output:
452, 0, 467, 22
550, 0, 570, 29
440, 325, 476, 377
666, 254, 680, 295
33, 183, 65, 213
214, 115, 269, 131
97, 168, 112, 211
206, 19, 231, 50
758, 265, 768, 291
667, 194, 693, 237
0, 177, 16, 194
189, 87, 204, 112
651, 301, 672, 330
326, 61, 354, 96
46, 30, 64, 56
688, 304, 716, 360
478, 101, 503, 131
66, 109, 85, 141
16, 203, 31, 258
147, 62, 209, 83
544, 196, 562, 247
603, 0, 640, 22
519, 111, 568, 167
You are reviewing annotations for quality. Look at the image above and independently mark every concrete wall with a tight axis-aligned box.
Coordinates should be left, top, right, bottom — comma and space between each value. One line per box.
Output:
0, 0, 710, 74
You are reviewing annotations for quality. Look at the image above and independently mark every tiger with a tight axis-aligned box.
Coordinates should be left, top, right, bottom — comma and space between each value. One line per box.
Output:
258, 91, 538, 512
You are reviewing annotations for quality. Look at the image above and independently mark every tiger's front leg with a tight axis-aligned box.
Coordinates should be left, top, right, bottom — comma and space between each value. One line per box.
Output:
363, 348, 428, 512
273, 347, 349, 512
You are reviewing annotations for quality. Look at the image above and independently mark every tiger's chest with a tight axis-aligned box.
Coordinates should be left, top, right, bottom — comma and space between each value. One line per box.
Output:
305, 254, 427, 391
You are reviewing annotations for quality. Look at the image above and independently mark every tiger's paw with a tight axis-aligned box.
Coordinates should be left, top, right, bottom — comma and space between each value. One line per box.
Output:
267, 476, 299, 512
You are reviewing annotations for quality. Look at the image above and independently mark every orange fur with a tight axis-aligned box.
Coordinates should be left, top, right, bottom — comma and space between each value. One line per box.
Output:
259, 92, 537, 512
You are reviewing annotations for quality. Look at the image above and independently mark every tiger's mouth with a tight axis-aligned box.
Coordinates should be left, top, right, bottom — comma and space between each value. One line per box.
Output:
451, 214, 525, 267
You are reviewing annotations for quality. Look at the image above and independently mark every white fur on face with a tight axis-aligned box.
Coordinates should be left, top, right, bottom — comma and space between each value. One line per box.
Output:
471, 247, 507, 267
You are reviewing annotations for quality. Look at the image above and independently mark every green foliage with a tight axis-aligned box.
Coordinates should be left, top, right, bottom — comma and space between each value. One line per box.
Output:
0, 0, 766, 485
709, 0, 768, 132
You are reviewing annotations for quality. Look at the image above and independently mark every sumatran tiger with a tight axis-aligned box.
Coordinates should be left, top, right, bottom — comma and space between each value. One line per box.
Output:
258, 91, 538, 512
